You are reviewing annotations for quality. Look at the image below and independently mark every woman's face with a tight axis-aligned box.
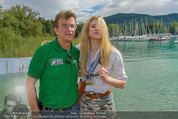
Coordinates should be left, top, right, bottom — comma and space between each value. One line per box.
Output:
89, 19, 101, 40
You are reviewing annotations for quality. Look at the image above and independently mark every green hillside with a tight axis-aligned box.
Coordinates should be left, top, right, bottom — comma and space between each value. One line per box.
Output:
104, 13, 178, 25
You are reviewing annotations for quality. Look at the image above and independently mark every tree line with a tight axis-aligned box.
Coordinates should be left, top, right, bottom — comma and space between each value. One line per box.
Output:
0, 4, 82, 57
108, 21, 178, 37
0, 4, 84, 38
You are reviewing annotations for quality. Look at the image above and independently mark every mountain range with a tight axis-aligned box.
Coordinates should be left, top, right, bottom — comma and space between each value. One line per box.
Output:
104, 13, 178, 26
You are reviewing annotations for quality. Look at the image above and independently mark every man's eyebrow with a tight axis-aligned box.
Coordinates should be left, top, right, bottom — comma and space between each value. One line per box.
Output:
62, 24, 75, 25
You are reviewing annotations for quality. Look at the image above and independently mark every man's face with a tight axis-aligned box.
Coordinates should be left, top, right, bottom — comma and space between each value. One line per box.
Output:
5, 100, 16, 114
54, 17, 76, 42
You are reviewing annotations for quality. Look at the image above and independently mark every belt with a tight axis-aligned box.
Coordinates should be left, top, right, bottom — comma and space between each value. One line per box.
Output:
42, 101, 78, 112
85, 91, 112, 99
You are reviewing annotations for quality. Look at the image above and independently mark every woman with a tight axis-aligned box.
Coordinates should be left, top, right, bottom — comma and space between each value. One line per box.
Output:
78, 16, 127, 119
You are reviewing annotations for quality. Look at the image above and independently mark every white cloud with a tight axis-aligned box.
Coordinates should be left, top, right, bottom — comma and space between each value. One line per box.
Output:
1, 0, 178, 22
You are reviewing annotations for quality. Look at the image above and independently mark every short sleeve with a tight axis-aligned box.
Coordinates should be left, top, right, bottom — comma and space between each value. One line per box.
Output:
27, 47, 45, 79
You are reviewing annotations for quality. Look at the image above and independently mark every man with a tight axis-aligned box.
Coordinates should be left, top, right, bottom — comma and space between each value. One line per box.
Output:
26, 10, 80, 119
1, 94, 17, 119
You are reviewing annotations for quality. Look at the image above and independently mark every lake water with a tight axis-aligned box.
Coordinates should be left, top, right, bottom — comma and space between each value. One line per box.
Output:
112, 38, 178, 111
0, 38, 178, 111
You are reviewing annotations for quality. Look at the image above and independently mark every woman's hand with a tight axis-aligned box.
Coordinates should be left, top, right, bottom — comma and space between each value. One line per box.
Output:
41, 40, 50, 46
97, 66, 126, 89
97, 66, 109, 81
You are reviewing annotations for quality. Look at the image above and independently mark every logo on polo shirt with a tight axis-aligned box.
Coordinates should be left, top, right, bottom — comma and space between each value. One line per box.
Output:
73, 60, 77, 64
51, 58, 63, 66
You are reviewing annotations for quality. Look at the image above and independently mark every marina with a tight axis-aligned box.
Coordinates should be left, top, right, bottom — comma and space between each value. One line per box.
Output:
110, 34, 178, 41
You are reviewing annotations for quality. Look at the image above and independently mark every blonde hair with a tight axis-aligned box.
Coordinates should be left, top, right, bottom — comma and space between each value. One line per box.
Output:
80, 16, 113, 76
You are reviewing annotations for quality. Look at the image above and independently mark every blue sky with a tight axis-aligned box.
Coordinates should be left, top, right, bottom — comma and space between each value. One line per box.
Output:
1, 0, 178, 22
82, 5, 103, 14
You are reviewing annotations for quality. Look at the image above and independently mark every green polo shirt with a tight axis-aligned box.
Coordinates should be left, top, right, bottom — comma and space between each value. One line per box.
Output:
28, 37, 80, 109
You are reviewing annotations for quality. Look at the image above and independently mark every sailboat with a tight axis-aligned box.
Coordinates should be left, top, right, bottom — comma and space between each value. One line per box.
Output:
174, 40, 178, 43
